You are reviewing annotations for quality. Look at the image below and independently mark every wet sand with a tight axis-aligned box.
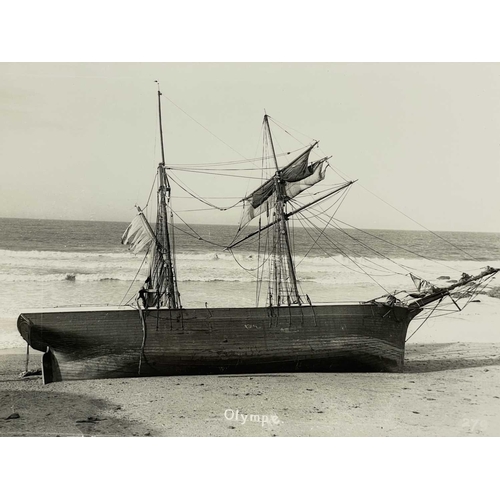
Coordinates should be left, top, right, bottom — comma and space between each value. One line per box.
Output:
1, 342, 500, 437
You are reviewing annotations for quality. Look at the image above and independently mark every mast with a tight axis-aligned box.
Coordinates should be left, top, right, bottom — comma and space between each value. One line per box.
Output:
153, 84, 180, 309
264, 114, 301, 305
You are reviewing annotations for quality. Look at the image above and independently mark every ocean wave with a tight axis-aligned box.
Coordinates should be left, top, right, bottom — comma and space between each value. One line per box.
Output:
1, 248, 498, 286
0, 248, 134, 260
0, 272, 142, 283
1, 247, 498, 267
0, 272, 252, 284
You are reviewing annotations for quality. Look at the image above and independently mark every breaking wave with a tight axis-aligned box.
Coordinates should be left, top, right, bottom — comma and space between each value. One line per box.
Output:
1, 248, 497, 286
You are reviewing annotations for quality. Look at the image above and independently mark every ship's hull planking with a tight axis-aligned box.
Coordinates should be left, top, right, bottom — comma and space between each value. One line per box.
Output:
17, 303, 418, 383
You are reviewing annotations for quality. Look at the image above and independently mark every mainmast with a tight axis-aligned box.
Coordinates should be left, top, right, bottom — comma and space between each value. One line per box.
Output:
151, 84, 180, 309
264, 114, 301, 305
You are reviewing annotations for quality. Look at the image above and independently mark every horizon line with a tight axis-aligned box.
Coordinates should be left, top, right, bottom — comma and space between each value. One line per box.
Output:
1, 216, 499, 235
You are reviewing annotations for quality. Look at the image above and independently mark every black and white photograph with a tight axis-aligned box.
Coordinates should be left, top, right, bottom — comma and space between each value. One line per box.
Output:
1, 61, 498, 439
1, 2, 499, 496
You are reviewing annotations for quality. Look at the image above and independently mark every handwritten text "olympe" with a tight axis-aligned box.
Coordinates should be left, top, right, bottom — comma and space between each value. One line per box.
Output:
224, 409, 281, 427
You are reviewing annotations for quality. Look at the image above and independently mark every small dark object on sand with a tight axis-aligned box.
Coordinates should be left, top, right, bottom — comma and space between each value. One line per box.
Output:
487, 286, 500, 299
6, 413, 20, 420
76, 416, 107, 424
19, 368, 42, 378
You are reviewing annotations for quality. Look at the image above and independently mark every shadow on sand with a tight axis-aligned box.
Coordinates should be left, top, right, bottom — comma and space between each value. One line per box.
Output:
0, 389, 155, 437
404, 343, 500, 373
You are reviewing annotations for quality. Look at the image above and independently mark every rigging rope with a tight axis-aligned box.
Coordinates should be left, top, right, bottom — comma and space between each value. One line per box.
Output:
295, 209, 397, 278
170, 166, 276, 171
293, 208, 391, 291
287, 192, 408, 277
136, 171, 158, 213
168, 171, 242, 211
175, 207, 219, 212
405, 298, 443, 342
173, 195, 242, 200
255, 218, 267, 306
266, 117, 349, 184
168, 166, 267, 180
161, 93, 260, 168
314, 210, 477, 279
357, 183, 482, 262
137, 301, 147, 375
295, 201, 414, 276
330, 217, 465, 274
268, 116, 316, 147
460, 273, 496, 309
291, 185, 351, 267
167, 208, 228, 249
120, 249, 151, 306
228, 244, 275, 273
165, 148, 303, 167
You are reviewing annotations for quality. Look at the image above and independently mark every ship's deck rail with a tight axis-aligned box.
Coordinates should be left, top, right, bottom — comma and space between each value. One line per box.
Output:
18, 300, 376, 314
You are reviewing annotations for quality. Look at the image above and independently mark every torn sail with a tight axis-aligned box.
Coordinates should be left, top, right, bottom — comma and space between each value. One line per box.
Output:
121, 212, 155, 253
239, 145, 327, 227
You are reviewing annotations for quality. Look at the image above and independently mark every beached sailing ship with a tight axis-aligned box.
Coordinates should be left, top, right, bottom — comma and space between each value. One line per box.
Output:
17, 88, 499, 383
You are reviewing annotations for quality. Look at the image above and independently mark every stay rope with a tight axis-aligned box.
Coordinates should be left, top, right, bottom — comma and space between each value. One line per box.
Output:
405, 298, 443, 343
297, 203, 414, 276
167, 171, 242, 211
358, 183, 482, 262
330, 217, 465, 274
161, 93, 260, 168
293, 209, 390, 293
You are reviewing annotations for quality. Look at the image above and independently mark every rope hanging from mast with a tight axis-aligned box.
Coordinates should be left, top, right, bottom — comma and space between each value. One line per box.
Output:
144, 81, 181, 309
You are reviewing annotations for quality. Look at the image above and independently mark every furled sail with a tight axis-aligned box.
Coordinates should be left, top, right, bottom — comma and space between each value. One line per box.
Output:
409, 273, 436, 295
121, 212, 156, 253
239, 146, 327, 227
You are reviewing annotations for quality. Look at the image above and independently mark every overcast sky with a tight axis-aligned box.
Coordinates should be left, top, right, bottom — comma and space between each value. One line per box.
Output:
1, 62, 499, 232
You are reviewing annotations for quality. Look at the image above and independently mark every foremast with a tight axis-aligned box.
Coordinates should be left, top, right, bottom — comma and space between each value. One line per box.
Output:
264, 114, 301, 306
147, 86, 181, 309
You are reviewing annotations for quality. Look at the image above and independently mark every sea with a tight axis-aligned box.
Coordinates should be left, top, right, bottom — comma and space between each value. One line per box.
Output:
1, 217, 499, 349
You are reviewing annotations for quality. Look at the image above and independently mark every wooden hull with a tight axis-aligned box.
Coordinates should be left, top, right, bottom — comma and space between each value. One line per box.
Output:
17, 303, 417, 383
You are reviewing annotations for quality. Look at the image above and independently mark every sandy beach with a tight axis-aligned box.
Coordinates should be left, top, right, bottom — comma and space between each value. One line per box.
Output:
2, 296, 499, 438
1, 339, 500, 437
